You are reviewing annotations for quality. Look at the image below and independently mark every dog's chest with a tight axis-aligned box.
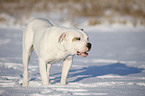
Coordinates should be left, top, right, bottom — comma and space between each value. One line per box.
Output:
45, 52, 69, 64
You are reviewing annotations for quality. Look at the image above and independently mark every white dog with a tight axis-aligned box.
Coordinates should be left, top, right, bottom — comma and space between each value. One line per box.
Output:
22, 18, 91, 87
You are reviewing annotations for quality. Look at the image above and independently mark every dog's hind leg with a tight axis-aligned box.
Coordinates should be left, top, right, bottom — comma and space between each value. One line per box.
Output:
22, 28, 34, 87
22, 45, 33, 87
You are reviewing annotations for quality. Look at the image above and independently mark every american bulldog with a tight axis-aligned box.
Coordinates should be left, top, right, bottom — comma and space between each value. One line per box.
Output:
22, 18, 91, 86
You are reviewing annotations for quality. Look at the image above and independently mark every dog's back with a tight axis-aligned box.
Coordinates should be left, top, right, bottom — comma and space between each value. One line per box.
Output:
23, 18, 53, 49
27, 18, 53, 32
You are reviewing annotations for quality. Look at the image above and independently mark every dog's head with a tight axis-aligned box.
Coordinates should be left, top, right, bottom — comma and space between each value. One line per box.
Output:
58, 28, 91, 57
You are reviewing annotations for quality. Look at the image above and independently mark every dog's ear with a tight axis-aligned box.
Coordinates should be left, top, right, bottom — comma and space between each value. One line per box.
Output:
58, 32, 68, 43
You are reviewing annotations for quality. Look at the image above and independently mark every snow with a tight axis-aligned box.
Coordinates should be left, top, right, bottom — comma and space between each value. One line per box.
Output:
0, 20, 145, 96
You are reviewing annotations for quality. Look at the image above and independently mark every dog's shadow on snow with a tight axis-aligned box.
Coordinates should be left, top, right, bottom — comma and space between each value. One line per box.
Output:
50, 63, 144, 83
69, 63, 144, 82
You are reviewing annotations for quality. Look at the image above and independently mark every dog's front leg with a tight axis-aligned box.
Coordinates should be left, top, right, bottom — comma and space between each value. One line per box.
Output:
61, 55, 74, 85
47, 64, 52, 84
39, 58, 48, 86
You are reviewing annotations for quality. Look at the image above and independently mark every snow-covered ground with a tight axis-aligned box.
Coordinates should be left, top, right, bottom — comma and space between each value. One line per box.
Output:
0, 24, 145, 96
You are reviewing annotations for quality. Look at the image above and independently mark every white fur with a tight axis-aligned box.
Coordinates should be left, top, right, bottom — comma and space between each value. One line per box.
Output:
22, 18, 90, 86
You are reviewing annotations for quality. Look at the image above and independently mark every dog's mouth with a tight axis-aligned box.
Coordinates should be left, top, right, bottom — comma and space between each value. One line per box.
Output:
77, 51, 88, 57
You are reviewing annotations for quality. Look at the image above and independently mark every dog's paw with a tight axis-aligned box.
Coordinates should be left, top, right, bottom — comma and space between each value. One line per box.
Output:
61, 82, 67, 85
22, 82, 28, 87
42, 81, 49, 86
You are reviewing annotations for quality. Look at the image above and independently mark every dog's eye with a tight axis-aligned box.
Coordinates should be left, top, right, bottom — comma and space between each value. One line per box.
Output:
72, 37, 81, 42
76, 37, 81, 40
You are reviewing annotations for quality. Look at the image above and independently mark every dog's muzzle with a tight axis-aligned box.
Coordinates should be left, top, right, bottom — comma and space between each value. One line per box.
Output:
77, 43, 92, 57
86, 43, 91, 51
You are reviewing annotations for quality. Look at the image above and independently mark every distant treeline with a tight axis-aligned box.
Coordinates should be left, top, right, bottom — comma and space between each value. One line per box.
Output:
0, 0, 145, 26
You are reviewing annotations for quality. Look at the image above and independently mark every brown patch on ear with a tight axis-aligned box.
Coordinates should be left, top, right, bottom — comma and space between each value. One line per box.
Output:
58, 33, 67, 43
81, 29, 83, 31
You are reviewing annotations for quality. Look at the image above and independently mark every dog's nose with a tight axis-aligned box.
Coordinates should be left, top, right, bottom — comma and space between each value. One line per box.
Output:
86, 43, 91, 51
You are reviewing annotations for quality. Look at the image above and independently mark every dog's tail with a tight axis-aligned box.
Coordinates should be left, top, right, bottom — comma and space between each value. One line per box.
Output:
22, 22, 34, 54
